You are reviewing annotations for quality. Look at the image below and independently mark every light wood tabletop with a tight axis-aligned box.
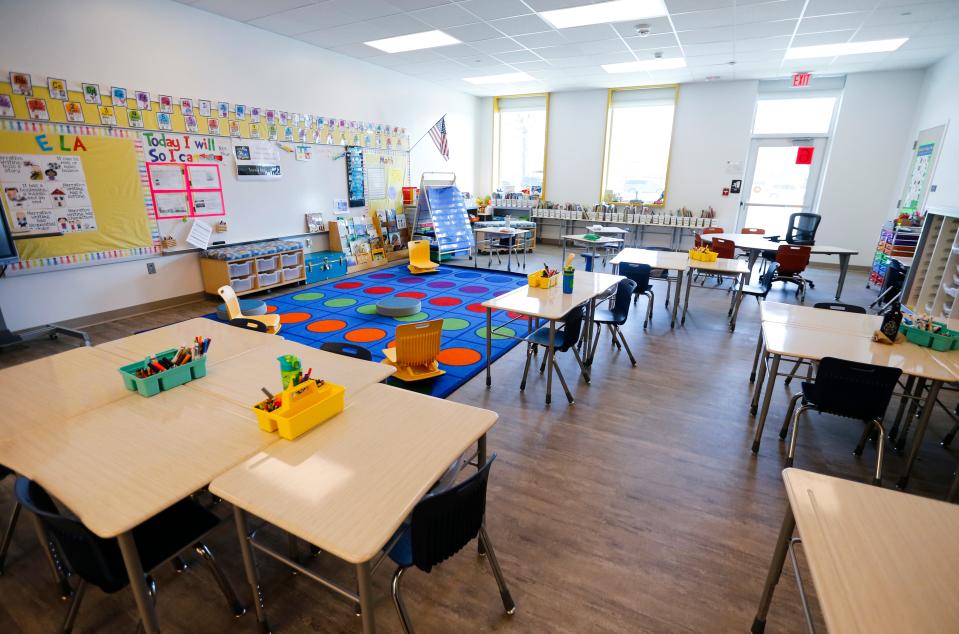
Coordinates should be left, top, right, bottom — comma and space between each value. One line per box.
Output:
760, 301, 882, 335
481, 270, 622, 320
189, 338, 394, 407
0, 387, 273, 538
782, 468, 959, 633
701, 233, 858, 255
0, 346, 132, 440
686, 256, 750, 274
210, 383, 498, 564
562, 233, 624, 245
609, 248, 690, 271
98, 317, 273, 365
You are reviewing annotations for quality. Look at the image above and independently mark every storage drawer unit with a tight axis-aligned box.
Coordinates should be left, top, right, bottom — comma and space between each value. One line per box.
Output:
199, 242, 306, 296
305, 251, 349, 284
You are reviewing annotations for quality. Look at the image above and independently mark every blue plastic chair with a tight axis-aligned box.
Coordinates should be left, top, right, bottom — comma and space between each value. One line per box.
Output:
592, 279, 638, 366
618, 262, 655, 327
520, 306, 590, 404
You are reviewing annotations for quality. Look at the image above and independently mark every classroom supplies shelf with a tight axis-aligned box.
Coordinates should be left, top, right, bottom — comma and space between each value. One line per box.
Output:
199, 239, 305, 296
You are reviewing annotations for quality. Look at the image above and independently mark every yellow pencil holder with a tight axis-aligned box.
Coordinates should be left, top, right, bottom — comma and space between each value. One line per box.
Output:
528, 270, 559, 288
688, 249, 718, 262
252, 380, 345, 440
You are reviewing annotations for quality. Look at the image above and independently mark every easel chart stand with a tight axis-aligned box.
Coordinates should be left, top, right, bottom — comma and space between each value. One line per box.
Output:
412, 173, 474, 262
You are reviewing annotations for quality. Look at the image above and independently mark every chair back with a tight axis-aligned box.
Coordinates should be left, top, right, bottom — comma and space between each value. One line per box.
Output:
229, 317, 268, 332
811, 358, 902, 421
610, 279, 637, 322
775, 244, 811, 275
394, 320, 443, 366
15, 477, 127, 593
320, 341, 374, 361
619, 262, 652, 293
410, 456, 495, 573
694, 227, 724, 248
408, 240, 431, 264
813, 302, 866, 314
741, 227, 766, 235
711, 238, 736, 259
557, 306, 586, 352
786, 213, 821, 245
217, 285, 243, 320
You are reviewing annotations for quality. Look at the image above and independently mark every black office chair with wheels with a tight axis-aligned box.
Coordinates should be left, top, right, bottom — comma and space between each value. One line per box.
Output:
320, 341, 374, 361
0, 465, 20, 575
762, 212, 822, 267
618, 262, 655, 328
16, 477, 245, 633
592, 279, 638, 366
385, 455, 514, 634
228, 317, 268, 332
777, 358, 901, 486
782, 302, 868, 386
520, 306, 589, 404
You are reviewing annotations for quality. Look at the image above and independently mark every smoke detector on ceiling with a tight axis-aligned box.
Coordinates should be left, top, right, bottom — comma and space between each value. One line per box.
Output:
653, 51, 663, 58
634, 23, 651, 37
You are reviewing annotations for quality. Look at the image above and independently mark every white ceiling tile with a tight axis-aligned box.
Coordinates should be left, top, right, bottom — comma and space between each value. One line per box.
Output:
675, 25, 737, 44
805, 0, 881, 16
387, 0, 452, 9
365, 49, 449, 66
458, 0, 534, 20
469, 37, 526, 53
513, 30, 568, 48
899, 33, 959, 51
851, 23, 926, 40
734, 35, 793, 51
525, 0, 607, 8
671, 7, 737, 30
533, 44, 589, 59
868, 1, 959, 26
791, 30, 856, 46
683, 40, 735, 56
490, 14, 554, 36
686, 53, 734, 66
796, 12, 870, 34
188, 0, 315, 23
578, 39, 632, 54
666, 0, 735, 11
735, 19, 798, 38
507, 60, 555, 70
327, 42, 388, 58
610, 16, 674, 38
494, 49, 545, 63
444, 22, 504, 41
551, 24, 617, 43
433, 42, 485, 58
411, 4, 478, 28
740, 0, 806, 22
249, 5, 355, 35
324, 0, 404, 21
363, 13, 433, 37
297, 23, 390, 47
623, 32, 682, 50
918, 17, 959, 36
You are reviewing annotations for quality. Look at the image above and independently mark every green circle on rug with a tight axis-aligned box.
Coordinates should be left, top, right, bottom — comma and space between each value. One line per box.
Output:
476, 326, 515, 340
356, 304, 379, 315
324, 298, 357, 308
442, 318, 470, 331
292, 291, 325, 301
394, 311, 428, 322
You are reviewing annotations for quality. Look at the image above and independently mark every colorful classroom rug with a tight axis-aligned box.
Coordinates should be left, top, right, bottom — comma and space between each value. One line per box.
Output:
207, 263, 529, 398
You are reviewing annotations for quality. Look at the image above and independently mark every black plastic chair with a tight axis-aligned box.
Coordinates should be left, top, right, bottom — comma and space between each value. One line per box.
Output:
777, 358, 901, 486
0, 465, 19, 575
782, 302, 868, 386
592, 279, 638, 366
520, 306, 589, 404
320, 341, 374, 361
618, 262, 655, 327
385, 455, 514, 633
228, 317, 268, 333
16, 477, 245, 632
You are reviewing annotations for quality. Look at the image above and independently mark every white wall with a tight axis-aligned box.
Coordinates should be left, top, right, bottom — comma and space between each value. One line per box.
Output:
0, 0, 480, 330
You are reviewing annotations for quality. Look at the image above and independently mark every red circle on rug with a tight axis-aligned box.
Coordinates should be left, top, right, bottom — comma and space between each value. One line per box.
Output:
387, 340, 396, 348
306, 319, 346, 333
265, 305, 278, 313
429, 296, 461, 307
396, 291, 427, 299
334, 281, 363, 289
437, 348, 482, 366
364, 286, 394, 295
279, 312, 311, 324
466, 302, 486, 313
507, 311, 530, 321
345, 327, 387, 343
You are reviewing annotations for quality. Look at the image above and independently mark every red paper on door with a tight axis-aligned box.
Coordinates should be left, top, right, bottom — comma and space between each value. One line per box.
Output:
796, 146, 814, 164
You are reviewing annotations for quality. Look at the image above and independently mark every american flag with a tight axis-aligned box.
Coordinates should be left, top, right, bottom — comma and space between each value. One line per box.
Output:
428, 116, 449, 161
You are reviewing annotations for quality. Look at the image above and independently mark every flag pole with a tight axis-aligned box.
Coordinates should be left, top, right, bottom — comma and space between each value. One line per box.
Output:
409, 114, 447, 151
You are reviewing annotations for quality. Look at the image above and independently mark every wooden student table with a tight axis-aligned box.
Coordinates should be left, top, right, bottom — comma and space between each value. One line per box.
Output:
561, 234, 624, 271
474, 226, 529, 272
210, 383, 498, 634
700, 233, 858, 300
753, 468, 959, 633
681, 256, 750, 331
482, 270, 622, 404
98, 317, 273, 365
609, 248, 689, 328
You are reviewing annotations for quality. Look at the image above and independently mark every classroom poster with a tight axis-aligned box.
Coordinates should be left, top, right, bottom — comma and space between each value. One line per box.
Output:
903, 142, 935, 212
345, 146, 364, 207
0, 152, 96, 235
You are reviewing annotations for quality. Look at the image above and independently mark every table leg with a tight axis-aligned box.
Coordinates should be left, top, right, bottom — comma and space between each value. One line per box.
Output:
897, 379, 942, 490
671, 267, 682, 328
356, 561, 376, 634
747, 249, 760, 275
750, 328, 765, 383
751, 506, 796, 634
751, 343, 769, 414
752, 353, 781, 453
234, 507, 270, 633
895, 377, 926, 452
835, 253, 851, 300
889, 375, 916, 441
681, 269, 694, 325
546, 320, 556, 405
729, 273, 745, 331
485, 309, 492, 387
585, 298, 597, 366
118, 531, 160, 634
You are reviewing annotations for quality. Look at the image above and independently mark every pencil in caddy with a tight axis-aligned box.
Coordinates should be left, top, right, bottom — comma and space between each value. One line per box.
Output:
117, 338, 211, 397
253, 377, 345, 440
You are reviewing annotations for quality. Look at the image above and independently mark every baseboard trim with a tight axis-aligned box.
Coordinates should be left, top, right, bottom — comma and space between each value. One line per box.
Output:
56, 292, 209, 329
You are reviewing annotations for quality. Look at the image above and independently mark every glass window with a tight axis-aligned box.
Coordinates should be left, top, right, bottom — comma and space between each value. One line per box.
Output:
602, 87, 677, 206
493, 95, 548, 197
753, 97, 837, 135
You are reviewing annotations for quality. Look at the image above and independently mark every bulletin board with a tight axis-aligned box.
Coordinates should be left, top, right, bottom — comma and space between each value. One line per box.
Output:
146, 162, 225, 219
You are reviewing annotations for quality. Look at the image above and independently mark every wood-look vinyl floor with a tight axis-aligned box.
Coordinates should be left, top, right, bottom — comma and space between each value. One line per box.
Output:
1, 246, 956, 633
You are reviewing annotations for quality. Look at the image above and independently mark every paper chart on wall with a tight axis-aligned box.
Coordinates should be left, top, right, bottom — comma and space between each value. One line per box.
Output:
0, 153, 96, 235
366, 166, 386, 200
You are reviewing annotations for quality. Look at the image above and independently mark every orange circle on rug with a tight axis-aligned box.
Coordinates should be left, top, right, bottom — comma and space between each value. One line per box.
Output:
387, 340, 395, 348
265, 305, 278, 313
306, 319, 347, 333
345, 327, 387, 343
437, 348, 482, 366
279, 312, 311, 324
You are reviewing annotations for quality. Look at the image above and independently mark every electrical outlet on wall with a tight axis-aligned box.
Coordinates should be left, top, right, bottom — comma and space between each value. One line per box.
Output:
146, 262, 156, 274
305, 238, 311, 247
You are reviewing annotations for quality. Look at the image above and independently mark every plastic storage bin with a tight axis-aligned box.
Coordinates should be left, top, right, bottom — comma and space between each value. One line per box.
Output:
118, 348, 208, 397
281, 252, 300, 267
256, 255, 278, 272
232, 275, 254, 293
228, 261, 252, 278
528, 269, 558, 288
258, 271, 280, 287
252, 380, 345, 440
282, 265, 303, 282
900, 322, 959, 351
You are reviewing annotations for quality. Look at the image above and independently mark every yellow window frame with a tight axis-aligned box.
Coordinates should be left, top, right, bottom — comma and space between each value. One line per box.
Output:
492, 93, 551, 199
